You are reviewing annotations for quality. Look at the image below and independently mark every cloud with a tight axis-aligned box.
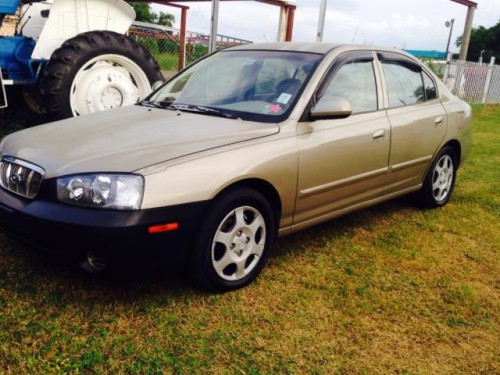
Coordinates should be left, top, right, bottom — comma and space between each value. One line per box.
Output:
153, 0, 499, 52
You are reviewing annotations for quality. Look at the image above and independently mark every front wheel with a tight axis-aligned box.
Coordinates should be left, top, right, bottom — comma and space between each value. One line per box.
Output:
190, 187, 276, 292
38, 31, 163, 120
418, 146, 457, 208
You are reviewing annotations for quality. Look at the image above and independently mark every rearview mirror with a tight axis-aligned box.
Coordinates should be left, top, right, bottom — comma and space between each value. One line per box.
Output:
310, 96, 352, 119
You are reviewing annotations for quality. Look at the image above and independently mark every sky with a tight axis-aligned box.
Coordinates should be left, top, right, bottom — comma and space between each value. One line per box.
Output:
154, 0, 499, 53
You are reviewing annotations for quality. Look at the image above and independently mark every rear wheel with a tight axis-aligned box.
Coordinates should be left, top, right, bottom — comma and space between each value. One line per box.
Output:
38, 30, 163, 120
190, 187, 276, 292
419, 146, 457, 208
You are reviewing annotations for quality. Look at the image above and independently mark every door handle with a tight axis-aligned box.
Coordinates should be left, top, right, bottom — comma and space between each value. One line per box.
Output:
372, 129, 386, 141
434, 116, 444, 126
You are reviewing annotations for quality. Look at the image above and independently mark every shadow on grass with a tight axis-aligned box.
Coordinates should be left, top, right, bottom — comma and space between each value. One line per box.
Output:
0, 195, 420, 306
273, 195, 418, 259
0, 234, 199, 307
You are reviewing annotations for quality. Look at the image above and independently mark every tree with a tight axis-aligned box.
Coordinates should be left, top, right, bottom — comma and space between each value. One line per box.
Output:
131, 2, 175, 27
157, 12, 175, 27
456, 18, 500, 61
131, 3, 155, 23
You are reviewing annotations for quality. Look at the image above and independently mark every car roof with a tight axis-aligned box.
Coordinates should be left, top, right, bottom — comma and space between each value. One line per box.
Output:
227, 42, 415, 59
228, 42, 342, 54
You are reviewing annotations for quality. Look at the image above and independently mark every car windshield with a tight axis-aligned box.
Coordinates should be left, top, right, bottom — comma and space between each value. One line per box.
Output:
145, 49, 323, 122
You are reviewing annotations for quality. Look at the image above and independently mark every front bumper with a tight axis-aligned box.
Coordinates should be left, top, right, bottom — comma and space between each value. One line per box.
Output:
0, 187, 208, 269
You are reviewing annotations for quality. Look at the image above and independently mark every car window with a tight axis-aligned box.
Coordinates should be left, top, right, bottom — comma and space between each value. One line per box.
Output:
178, 56, 248, 103
382, 60, 425, 108
148, 50, 322, 123
322, 60, 378, 114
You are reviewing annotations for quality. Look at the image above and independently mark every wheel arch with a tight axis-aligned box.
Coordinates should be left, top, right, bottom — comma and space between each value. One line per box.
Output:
443, 139, 462, 167
214, 178, 282, 232
31, 0, 135, 60
425, 140, 461, 177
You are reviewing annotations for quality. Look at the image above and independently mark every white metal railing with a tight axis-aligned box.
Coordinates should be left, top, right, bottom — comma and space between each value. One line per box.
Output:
443, 57, 499, 104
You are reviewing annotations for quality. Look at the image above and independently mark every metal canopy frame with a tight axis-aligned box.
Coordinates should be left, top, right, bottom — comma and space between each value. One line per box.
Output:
128, 1, 296, 70
450, 0, 478, 60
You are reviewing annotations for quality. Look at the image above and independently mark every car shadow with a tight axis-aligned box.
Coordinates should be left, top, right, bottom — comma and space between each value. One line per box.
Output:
271, 195, 419, 261
0, 195, 420, 305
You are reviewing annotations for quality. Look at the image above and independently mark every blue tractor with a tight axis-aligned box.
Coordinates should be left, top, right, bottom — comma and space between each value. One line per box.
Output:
0, 0, 162, 120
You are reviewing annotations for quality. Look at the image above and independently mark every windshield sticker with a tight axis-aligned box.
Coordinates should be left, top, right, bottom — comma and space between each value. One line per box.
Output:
277, 93, 292, 104
270, 104, 282, 113
244, 59, 256, 65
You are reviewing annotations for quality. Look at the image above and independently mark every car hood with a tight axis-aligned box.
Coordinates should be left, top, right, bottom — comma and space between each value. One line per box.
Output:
1, 106, 279, 178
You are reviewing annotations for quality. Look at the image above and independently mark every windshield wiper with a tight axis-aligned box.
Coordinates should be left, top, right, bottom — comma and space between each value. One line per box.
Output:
169, 103, 239, 119
139, 100, 172, 109
140, 101, 239, 119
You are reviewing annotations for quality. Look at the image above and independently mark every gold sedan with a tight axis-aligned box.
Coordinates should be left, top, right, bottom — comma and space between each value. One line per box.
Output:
0, 43, 472, 292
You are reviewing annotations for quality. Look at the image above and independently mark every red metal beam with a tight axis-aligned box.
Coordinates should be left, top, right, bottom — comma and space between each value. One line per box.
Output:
450, 0, 478, 8
127, 0, 295, 9
151, 0, 189, 9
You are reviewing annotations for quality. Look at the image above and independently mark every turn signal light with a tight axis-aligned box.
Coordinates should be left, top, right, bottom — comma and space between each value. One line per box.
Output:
148, 222, 179, 234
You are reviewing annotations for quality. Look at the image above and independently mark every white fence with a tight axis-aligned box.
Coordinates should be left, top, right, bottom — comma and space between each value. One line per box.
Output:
443, 57, 500, 104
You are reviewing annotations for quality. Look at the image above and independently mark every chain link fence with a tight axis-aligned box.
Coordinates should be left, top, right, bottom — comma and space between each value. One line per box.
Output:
443, 58, 500, 104
0, 15, 17, 36
128, 21, 252, 75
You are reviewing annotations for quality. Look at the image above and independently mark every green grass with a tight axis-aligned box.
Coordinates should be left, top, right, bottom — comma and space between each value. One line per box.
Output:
0, 105, 499, 374
153, 52, 179, 71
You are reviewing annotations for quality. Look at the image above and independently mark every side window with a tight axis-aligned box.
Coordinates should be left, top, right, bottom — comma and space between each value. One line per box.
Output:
382, 60, 425, 108
322, 60, 378, 114
423, 72, 437, 100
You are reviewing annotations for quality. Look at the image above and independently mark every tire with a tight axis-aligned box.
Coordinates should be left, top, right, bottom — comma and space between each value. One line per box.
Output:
418, 146, 457, 208
190, 187, 276, 292
38, 30, 163, 120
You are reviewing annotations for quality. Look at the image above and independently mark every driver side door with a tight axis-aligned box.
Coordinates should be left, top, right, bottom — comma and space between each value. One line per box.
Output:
294, 52, 391, 226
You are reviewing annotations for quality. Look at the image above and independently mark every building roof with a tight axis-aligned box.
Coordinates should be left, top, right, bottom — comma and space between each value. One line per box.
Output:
405, 50, 447, 59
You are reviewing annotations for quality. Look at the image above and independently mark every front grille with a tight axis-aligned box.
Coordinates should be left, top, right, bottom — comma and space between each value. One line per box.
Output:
0, 156, 45, 199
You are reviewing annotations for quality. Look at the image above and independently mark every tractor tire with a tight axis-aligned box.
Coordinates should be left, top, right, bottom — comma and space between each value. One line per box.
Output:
38, 30, 163, 120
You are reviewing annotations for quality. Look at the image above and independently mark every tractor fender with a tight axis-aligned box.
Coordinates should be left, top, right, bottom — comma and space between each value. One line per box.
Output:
30, 0, 135, 60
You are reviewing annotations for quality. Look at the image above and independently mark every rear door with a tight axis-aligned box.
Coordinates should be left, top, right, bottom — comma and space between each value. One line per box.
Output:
377, 52, 447, 193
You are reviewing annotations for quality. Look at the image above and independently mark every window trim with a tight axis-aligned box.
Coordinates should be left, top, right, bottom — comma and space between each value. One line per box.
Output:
422, 70, 439, 102
376, 51, 441, 109
301, 50, 381, 121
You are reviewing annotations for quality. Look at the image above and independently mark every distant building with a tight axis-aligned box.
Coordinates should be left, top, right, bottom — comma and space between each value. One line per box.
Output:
405, 50, 447, 60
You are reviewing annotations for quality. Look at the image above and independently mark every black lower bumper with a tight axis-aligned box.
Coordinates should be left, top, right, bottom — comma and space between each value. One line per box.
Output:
0, 187, 208, 269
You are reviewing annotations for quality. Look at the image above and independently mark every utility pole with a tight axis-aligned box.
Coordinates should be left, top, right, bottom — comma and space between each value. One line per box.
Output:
445, 18, 455, 59
316, 0, 327, 41
209, 0, 220, 53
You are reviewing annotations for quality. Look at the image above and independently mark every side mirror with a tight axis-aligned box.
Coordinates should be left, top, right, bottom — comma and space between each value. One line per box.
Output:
310, 96, 352, 119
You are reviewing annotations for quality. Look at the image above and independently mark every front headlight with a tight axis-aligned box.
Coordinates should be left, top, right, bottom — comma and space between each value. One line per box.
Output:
57, 174, 144, 210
